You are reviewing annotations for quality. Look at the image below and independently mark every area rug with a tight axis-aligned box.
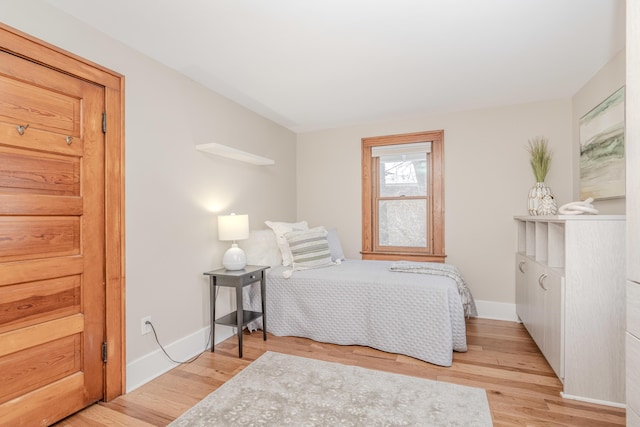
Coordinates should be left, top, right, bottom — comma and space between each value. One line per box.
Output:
169, 351, 493, 426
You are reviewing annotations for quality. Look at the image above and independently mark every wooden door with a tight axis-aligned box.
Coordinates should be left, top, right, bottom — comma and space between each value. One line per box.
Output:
0, 48, 106, 425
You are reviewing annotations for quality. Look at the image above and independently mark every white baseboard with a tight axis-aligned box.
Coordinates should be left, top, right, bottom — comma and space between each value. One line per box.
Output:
126, 325, 233, 393
560, 392, 626, 409
474, 300, 519, 322
127, 301, 518, 392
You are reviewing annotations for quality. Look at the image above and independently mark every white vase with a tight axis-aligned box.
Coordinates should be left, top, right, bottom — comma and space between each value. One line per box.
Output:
528, 182, 557, 215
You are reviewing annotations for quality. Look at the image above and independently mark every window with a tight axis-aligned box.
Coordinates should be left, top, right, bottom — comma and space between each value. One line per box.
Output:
361, 130, 445, 262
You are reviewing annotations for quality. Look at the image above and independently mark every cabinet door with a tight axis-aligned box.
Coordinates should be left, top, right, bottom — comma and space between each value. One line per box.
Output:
542, 269, 564, 380
627, 332, 640, 418
515, 254, 529, 325
527, 262, 546, 350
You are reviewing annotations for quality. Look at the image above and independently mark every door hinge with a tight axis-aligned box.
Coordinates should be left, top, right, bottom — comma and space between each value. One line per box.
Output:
102, 112, 107, 133
102, 342, 108, 363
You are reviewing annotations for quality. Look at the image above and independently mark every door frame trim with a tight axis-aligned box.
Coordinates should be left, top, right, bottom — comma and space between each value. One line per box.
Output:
0, 23, 126, 400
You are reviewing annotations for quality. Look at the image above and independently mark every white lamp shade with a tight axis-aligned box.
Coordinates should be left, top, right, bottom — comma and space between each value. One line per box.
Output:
217, 214, 249, 241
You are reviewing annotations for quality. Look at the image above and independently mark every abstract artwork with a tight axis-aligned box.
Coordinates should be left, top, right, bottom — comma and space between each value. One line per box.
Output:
579, 86, 625, 200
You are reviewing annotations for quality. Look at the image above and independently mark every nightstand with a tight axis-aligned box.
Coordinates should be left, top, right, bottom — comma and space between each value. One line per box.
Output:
203, 265, 268, 358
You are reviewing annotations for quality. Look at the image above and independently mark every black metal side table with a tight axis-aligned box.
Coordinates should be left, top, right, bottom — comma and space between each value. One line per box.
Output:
203, 265, 268, 358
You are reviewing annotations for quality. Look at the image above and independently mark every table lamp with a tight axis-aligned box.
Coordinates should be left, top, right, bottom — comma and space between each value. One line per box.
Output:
217, 213, 249, 270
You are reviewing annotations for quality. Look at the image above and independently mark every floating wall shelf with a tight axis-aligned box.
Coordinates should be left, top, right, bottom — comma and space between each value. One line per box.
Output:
195, 143, 275, 166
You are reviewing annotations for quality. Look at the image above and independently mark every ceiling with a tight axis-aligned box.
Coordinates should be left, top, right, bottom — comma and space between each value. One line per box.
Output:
46, 0, 625, 133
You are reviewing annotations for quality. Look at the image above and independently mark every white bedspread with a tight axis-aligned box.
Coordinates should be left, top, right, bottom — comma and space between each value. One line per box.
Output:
244, 259, 472, 367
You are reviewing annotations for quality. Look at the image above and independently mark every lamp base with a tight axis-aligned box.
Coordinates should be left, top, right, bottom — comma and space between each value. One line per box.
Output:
222, 243, 246, 270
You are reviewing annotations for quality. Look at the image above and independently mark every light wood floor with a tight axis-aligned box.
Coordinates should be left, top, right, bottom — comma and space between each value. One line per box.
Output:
55, 318, 625, 426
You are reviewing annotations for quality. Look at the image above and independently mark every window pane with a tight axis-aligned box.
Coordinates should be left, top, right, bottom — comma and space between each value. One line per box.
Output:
378, 199, 427, 248
379, 154, 427, 197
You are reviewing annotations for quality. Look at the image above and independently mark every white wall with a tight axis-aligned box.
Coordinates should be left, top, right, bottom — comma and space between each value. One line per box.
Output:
296, 50, 626, 315
1, 0, 297, 388
297, 99, 572, 310
572, 49, 626, 214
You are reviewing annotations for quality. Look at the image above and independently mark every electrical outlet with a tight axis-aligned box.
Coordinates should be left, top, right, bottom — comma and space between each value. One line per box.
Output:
141, 316, 152, 335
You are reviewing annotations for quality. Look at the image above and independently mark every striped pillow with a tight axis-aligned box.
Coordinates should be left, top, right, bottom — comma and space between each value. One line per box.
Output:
285, 227, 334, 271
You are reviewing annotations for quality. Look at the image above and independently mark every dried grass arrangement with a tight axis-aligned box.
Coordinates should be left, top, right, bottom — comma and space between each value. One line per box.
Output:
527, 137, 552, 182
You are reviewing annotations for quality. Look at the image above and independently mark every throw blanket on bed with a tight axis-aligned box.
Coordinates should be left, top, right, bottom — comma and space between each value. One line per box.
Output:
389, 261, 477, 317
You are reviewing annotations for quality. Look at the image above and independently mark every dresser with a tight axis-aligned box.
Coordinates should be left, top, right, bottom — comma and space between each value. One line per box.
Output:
515, 215, 625, 406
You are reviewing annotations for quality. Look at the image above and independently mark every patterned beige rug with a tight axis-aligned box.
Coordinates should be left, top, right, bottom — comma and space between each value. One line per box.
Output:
169, 351, 493, 426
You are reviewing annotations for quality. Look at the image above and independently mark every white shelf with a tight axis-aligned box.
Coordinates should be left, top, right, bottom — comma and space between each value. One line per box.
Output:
515, 215, 624, 270
514, 214, 625, 221
195, 143, 275, 166
518, 219, 563, 270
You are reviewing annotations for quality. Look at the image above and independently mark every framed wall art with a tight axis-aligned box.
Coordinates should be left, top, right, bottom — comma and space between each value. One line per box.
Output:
579, 86, 625, 200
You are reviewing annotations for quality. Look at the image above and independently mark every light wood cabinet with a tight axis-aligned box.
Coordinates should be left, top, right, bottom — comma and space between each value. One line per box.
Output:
627, 0, 640, 423
628, 0, 640, 286
515, 216, 625, 406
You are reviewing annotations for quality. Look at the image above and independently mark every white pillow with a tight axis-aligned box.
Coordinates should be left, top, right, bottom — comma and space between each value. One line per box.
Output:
327, 228, 346, 261
241, 229, 282, 267
285, 227, 334, 271
265, 220, 309, 266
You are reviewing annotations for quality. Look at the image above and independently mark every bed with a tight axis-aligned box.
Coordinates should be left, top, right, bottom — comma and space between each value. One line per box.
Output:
241, 224, 477, 367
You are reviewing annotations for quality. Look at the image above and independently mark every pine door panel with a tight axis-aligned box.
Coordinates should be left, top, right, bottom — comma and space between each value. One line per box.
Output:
0, 256, 84, 287
0, 46, 106, 426
0, 194, 83, 215
0, 147, 80, 195
0, 334, 81, 404
0, 216, 80, 262
0, 373, 86, 426
0, 275, 81, 333
0, 50, 84, 158
0, 73, 81, 135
